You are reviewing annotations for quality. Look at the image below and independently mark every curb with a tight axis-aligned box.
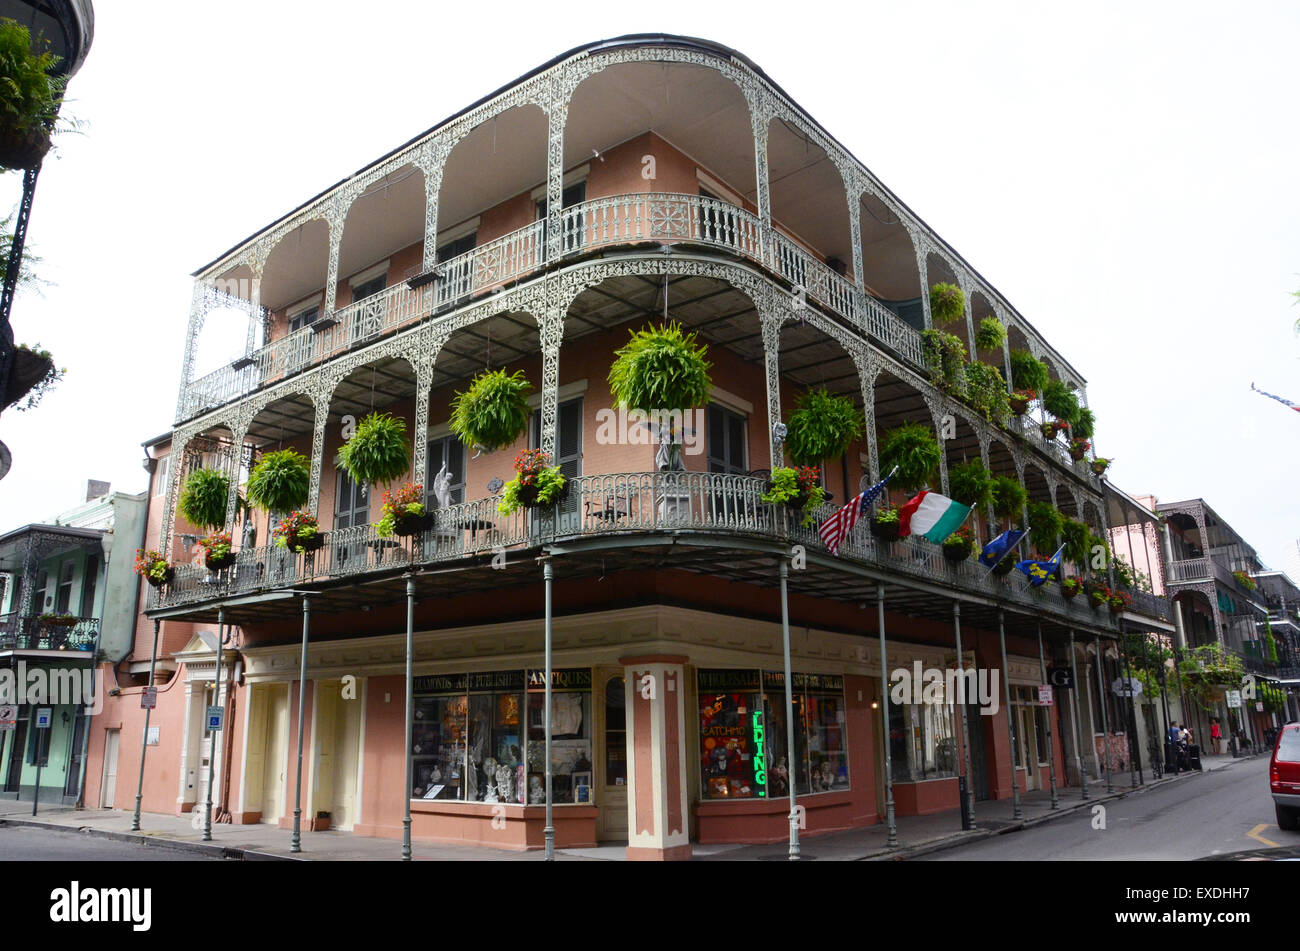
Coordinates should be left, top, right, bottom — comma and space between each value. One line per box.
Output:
0, 817, 300, 861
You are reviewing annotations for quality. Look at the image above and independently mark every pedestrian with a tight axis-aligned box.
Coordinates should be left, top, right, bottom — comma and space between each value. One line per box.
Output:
1210, 718, 1222, 755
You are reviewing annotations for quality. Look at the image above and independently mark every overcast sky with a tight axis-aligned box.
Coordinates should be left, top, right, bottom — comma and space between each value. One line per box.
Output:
1, 1, 1296, 574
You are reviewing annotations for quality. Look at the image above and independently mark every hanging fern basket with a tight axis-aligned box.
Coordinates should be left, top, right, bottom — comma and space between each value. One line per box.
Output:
608, 321, 712, 416
449, 369, 533, 452
178, 467, 231, 531
246, 449, 311, 514
338, 412, 412, 487
784, 389, 864, 466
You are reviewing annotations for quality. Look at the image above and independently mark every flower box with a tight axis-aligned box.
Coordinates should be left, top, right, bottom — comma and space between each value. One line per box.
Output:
393, 510, 434, 537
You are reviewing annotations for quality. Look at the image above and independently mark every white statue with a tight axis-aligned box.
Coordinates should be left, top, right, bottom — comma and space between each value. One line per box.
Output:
529, 775, 545, 804
495, 763, 515, 804
481, 756, 499, 802
433, 460, 453, 509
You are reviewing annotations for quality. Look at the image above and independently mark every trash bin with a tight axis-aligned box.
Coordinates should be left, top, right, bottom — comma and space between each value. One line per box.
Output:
1187, 744, 1202, 771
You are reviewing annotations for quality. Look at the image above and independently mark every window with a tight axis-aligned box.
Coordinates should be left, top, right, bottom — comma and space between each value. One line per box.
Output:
707, 404, 747, 475
888, 677, 959, 783
153, 455, 170, 497
79, 554, 99, 618
436, 231, 477, 302
425, 436, 466, 509
34, 569, 49, 613
698, 669, 850, 800
604, 676, 626, 786
54, 561, 75, 615
286, 306, 319, 371
697, 186, 740, 246
531, 398, 582, 530
288, 306, 318, 334
411, 668, 592, 805
351, 273, 386, 304
332, 468, 369, 568
27, 711, 51, 767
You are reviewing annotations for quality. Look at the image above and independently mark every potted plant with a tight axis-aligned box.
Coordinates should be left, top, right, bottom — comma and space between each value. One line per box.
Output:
1068, 437, 1091, 461
498, 449, 567, 515
247, 449, 311, 514
879, 422, 941, 494
991, 554, 1017, 576
929, 282, 965, 327
1040, 419, 1069, 441
0, 20, 63, 171
784, 389, 864, 467
1027, 502, 1063, 555
1090, 457, 1112, 476
990, 475, 1027, 522
134, 549, 173, 588
942, 525, 975, 563
38, 612, 77, 627
1008, 388, 1035, 416
1042, 379, 1081, 428
178, 467, 231, 533
274, 510, 323, 554
761, 466, 826, 527
450, 369, 533, 453
376, 482, 432, 538
5, 342, 65, 412
1108, 590, 1132, 614
948, 461, 992, 509
1232, 570, 1257, 592
1085, 580, 1108, 608
197, 531, 235, 571
962, 361, 1010, 425
920, 329, 967, 394
1072, 408, 1096, 441
1009, 350, 1050, 395
607, 321, 712, 470
870, 505, 901, 542
975, 316, 1006, 352
1060, 517, 1092, 567
337, 412, 412, 488
1060, 576, 1083, 599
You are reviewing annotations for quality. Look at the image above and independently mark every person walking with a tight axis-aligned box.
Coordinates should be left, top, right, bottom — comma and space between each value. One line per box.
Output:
1210, 718, 1222, 755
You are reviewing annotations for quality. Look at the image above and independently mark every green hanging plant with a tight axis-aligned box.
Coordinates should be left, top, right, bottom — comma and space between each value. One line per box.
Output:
1072, 407, 1095, 441
178, 467, 231, 531
962, 361, 1010, 425
1009, 350, 1049, 394
608, 321, 712, 414
1060, 517, 1092, 567
449, 369, 533, 452
948, 461, 992, 508
920, 329, 967, 394
0, 19, 64, 171
1042, 379, 1081, 425
246, 449, 311, 514
929, 283, 965, 327
990, 475, 1028, 520
975, 316, 1006, 352
784, 389, 864, 466
337, 412, 411, 488
1027, 501, 1062, 554
879, 422, 941, 493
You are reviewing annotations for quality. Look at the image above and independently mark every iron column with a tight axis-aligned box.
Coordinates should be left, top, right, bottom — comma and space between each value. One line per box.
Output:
997, 610, 1022, 819
1068, 630, 1088, 800
131, 619, 162, 831
780, 559, 800, 859
1036, 623, 1058, 808
1094, 633, 1113, 793
877, 583, 897, 846
954, 601, 976, 828
202, 608, 224, 841
1120, 624, 1143, 787
403, 573, 414, 861
543, 558, 555, 861
291, 595, 310, 853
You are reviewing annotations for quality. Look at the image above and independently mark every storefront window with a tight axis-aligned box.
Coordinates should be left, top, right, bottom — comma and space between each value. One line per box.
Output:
412, 668, 591, 805
887, 684, 958, 783
698, 670, 849, 800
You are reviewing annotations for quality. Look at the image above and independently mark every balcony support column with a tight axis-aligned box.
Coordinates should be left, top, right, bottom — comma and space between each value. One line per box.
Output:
953, 601, 976, 828
1095, 633, 1114, 793
307, 391, 331, 519
158, 430, 196, 570
412, 360, 434, 489
1036, 624, 1060, 808
752, 109, 771, 268
545, 90, 569, 262
1068, 630, 1089, 799
959, 274, 977, 360
177, 282, 207, 419
929, 403, 950, 496
912, 235, 932, 330
854, 352, 879, 482
323, 218, 344, 319
843, 176, 865, 293
760, 311, 784, 467
418, 138, 451, 275
998, 610, 1023, 819
225, 422, 249, 531
17, 532, 37, 618
877, 583, 898, 846
538, 308, 563, 459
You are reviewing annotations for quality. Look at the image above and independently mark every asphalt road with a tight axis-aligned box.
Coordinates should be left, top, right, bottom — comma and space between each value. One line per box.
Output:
0, 825, 216, 861
920, 757, 1297, 860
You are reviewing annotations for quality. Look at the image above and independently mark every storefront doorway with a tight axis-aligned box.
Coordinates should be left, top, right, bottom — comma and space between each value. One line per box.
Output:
596, 671, 628, 842
965, 703, 991, 801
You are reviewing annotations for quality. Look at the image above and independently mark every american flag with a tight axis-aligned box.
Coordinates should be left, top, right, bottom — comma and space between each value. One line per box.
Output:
818, 469, 894, 556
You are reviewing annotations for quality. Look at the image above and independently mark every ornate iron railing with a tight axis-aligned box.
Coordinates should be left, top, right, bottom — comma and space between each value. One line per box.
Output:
0, 614, 99, 652
179, 193, 924, 420
151, 472, 1118, 632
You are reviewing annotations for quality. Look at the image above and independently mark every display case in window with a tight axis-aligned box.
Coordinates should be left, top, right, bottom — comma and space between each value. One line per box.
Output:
525, 668, 592, 805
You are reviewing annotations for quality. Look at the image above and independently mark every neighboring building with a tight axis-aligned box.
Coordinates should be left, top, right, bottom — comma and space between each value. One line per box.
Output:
85, 35, 1171, 858
0, 481, 145, 805
1254, 570, 1300, 723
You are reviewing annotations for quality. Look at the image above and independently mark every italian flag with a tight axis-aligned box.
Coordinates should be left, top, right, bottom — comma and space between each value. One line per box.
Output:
897, 490, 973, 543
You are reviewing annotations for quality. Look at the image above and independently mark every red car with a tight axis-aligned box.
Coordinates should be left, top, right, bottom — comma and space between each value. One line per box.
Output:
1272, 722, 1300, 831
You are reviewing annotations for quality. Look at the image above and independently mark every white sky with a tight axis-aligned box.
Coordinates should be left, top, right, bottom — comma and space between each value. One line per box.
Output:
1, 0, 1296, 572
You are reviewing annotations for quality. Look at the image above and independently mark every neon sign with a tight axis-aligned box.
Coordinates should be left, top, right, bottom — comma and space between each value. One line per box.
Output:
752, 711, 766, 797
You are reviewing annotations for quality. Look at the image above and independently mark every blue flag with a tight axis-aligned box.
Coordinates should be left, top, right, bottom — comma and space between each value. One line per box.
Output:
979, 528, 1028, 569
1015, 545, 1065, 587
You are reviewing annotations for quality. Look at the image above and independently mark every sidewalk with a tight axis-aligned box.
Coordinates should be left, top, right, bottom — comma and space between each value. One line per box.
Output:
0, 751, 1265, 862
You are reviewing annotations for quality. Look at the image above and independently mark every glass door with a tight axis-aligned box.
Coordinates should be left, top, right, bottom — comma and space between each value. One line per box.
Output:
333, 469, 370, 569
597, 673, 628, 842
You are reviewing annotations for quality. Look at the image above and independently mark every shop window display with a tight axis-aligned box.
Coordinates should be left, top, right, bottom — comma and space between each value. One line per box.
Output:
888, 685, 958, 783
412, 669, 591, 805
698, 670, 849, 801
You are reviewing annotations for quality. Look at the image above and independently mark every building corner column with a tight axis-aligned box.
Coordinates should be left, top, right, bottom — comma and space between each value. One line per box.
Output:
621, 654, 691, 861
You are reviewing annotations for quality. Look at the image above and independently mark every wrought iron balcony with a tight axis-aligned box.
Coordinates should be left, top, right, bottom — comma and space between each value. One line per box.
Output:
0, 613, 99, 653
178, 193, 924, 421
149, 471, 1116, 635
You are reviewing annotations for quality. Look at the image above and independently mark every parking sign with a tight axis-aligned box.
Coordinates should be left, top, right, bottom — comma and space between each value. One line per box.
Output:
206, 706, 223, 731
35, 707, 52, 729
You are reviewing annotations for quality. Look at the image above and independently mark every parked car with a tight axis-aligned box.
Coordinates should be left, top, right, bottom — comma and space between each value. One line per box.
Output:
1271, 722, 1300, 831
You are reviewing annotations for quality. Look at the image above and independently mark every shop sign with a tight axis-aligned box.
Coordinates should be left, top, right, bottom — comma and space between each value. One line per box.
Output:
526, 668, 591, 690
1037, 685, 1054, 706
414, 673, 468, 695
699, 669, 760, 691
1047, 667, 1073, 689
762, 671, 844, 693
1226, 690, 1242, 709
751, 711, 766, 797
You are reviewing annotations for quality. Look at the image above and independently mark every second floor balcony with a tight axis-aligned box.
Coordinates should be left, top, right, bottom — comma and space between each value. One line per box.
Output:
0, 613, 99, 654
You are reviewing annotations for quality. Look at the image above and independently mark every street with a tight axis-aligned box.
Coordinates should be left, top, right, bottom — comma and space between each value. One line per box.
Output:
0, 825, 216, 861
919, 757, 1296, 861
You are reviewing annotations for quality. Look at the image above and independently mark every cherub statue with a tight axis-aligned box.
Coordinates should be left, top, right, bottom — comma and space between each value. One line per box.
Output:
433, 460, 453, 510
495, 762, 515, 804
481, 756, 499, 802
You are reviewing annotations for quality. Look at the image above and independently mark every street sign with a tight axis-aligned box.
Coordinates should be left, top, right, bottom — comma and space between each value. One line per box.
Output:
206, 706, 223, 731
146, 726, 160, 746
141, 686, 157, 710
1226, 690, 1242, 709
1255, 702, 1264, 712
1112, 677, 1143, 698
0, 704, 16, 731
1047, 666, 1073, 689
1037, 685, 1054, 706
34, 707, 52, 729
